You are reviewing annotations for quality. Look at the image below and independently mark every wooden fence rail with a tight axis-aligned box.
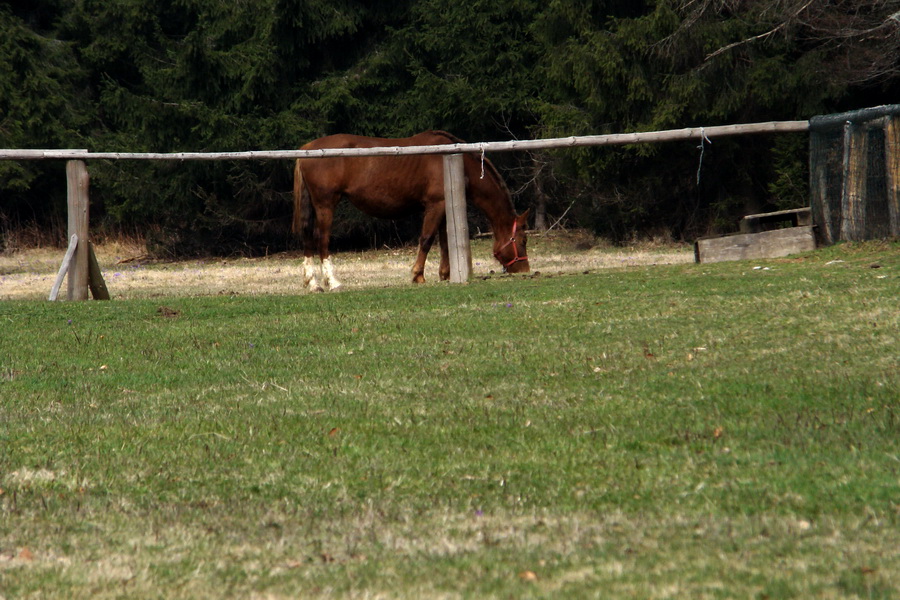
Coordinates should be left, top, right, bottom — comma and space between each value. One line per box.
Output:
0, 120, 809, 162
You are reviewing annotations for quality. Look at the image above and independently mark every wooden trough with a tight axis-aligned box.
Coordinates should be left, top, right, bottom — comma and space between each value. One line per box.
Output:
694, 207, 816, 264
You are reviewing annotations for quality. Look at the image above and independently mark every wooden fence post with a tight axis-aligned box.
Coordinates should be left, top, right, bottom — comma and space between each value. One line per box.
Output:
442, 154, 471, 283
840, 122, 868, 241
886, 115, 900, 238
66, 160, 90, 300
809, 129, 834, 245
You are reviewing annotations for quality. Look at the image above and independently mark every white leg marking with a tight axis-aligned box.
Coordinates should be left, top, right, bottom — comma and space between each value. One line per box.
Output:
322, 257, 342, 290
303, 256, 324, 292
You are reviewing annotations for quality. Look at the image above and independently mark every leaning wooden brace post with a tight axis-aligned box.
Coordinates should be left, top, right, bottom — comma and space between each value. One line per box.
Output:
87, 242, 110, 300
66, 160, 90, 300
442, 154, 472, 283
49, 234, 79, 301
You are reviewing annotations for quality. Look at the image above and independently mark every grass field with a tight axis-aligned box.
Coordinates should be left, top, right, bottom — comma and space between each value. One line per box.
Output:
1, 239, 898, 598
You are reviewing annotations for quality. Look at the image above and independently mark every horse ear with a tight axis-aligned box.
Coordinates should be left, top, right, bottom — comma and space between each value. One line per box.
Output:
517, 208, 531, 227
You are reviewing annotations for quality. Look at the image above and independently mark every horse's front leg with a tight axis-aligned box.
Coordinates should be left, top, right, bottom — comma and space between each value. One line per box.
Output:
438, 220, 450, 281
412, 204, 445, 284
411, 242, 432, 284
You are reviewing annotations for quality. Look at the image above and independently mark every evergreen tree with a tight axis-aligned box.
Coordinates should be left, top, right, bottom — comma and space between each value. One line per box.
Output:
55, 0, 398, 253
529, 0, 899, 240
1, 0, 898, 250
0, 2, 88, 240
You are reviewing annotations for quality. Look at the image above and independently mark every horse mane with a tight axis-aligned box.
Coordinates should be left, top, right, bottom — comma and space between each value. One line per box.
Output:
425, 130, 514, 204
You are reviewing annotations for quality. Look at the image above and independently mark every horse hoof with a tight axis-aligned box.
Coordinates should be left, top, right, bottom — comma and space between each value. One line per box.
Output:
328, 282, 342, 291
309, 284, 325, 293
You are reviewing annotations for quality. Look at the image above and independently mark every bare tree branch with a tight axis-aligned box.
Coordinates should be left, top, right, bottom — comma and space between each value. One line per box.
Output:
704, 0, 816, 61
662, 0, 900, 86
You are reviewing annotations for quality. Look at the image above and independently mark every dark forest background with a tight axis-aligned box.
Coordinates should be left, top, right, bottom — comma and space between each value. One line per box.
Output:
2, 0, 898, 255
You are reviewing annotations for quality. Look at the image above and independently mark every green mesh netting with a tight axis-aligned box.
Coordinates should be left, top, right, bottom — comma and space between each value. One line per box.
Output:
809, 104, 900, 244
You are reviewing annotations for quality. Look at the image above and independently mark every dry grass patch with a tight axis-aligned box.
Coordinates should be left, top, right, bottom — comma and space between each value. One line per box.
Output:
3, 508, 897, 599
0, 233, 693, 300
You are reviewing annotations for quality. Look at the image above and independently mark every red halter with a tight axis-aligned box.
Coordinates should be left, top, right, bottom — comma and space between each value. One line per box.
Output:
494, 220, 528, 269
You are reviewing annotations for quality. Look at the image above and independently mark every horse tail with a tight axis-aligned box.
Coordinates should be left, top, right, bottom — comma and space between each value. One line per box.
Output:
292, 159, 311, 235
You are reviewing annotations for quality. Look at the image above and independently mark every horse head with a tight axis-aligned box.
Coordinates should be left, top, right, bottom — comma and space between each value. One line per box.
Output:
493, 209, 530, 273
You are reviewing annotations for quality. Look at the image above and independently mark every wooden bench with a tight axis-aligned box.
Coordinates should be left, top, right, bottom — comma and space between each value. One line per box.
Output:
695, 207, 816, 264
739, 207, 811, 233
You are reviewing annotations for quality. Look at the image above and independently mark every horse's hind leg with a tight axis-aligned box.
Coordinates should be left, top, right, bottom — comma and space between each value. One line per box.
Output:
322, 256, 341, 291
302, 255, 324, 293
297, 176, 325, 293
301, 209, 325, 293
315, 206, 342, 291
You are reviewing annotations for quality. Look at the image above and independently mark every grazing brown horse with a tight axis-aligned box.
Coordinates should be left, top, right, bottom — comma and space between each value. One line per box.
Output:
293, 130, 530, 291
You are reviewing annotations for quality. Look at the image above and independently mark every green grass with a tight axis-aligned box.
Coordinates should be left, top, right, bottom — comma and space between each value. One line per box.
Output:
1, 242, 899, 598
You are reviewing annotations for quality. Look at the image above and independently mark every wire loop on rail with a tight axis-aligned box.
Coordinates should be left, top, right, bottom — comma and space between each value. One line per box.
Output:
696, 127, 713, 185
